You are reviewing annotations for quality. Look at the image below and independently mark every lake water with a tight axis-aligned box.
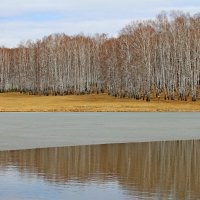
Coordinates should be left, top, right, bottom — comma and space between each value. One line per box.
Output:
1, 141, 200, 200
0, 113, 200, 150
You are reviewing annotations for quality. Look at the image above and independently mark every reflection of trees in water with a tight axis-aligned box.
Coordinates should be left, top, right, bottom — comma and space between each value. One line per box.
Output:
0, 140, 200, 199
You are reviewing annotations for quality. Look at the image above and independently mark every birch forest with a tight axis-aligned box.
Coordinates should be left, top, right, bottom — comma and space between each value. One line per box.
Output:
0, 12, 200, 101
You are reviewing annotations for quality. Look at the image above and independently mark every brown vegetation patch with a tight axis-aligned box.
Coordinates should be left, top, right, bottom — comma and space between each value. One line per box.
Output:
0, 92, 200, 112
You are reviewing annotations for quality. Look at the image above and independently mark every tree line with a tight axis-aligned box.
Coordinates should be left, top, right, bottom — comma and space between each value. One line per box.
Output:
0, 11, 200, 101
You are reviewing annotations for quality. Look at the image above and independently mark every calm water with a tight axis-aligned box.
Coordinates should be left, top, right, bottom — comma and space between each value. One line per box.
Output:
0, 141, 200, 200
1, 113, 200, 150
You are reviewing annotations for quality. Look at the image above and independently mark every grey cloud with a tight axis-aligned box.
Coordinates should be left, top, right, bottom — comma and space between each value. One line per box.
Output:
1, 0, 199, 17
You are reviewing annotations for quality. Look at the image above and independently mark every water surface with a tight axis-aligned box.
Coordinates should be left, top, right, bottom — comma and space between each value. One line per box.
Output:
1, 141, 200, 200
0, 113, 200, 150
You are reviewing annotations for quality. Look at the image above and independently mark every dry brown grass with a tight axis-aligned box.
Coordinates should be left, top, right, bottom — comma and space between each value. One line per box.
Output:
0, 92, 200, 112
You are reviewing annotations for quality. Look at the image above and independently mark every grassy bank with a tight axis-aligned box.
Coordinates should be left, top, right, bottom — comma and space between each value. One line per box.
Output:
0, 92, 199, 112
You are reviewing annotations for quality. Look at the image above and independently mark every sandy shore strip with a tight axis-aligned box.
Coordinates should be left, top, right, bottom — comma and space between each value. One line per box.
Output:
0, 112, 200, 151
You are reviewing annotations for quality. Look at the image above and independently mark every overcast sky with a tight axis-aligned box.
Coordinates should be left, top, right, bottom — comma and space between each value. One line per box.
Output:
0, 0, 199, 47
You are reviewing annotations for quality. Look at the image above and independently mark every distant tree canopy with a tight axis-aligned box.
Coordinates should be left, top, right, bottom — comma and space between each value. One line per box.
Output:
0, 11, 200, 101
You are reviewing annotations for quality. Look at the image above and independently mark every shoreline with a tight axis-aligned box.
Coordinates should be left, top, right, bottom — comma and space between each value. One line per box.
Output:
0, 112, 200, 151
0, 92, 200, 112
